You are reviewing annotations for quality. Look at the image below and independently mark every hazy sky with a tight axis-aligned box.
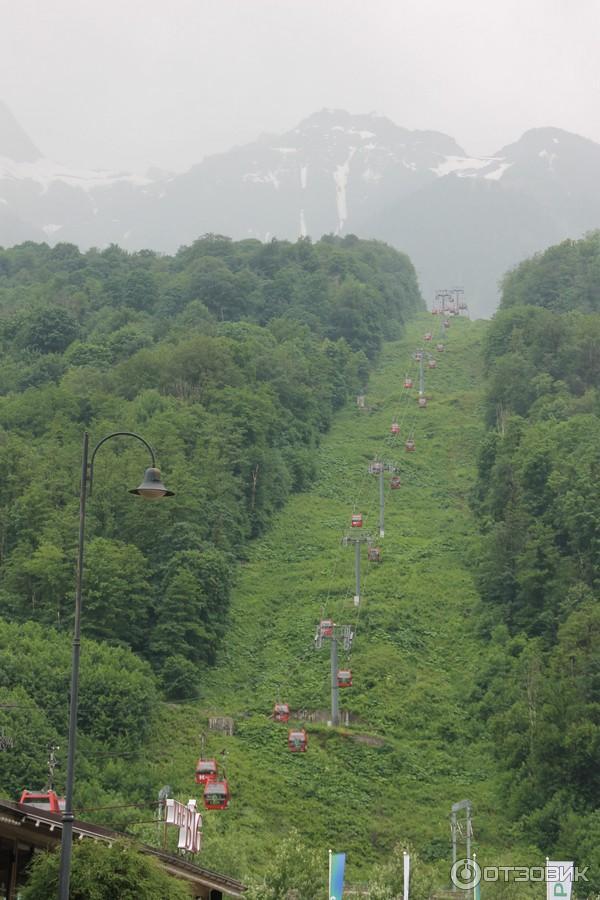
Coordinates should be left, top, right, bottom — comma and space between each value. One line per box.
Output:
1, 0, 599, 173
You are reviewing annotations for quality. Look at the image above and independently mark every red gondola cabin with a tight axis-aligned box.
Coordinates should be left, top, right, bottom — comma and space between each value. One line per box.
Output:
403, 377, 413, 388
18, 791, 65, 813
424, 332, 432, 341
390, 422, 400, 435
203, 780, 230, 810
194, 759, 218, 785
418, 396, 427, 408
405, 438, 416, 452
288, 729, 308, 752
337, 669, 352, 688
273, 703, 290, 723
351, 513, 363, 528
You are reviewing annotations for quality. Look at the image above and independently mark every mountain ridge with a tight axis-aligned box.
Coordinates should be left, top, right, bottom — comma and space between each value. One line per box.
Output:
2, 104, 600, 315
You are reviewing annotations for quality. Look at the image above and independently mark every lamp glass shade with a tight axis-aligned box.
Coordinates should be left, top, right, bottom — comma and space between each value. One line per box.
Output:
129, 467, 174, 499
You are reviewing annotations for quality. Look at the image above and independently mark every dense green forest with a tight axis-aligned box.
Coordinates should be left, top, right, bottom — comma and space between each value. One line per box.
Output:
0, 235, 422, 814
473, 231, 600, 878
3, 227, 600, 896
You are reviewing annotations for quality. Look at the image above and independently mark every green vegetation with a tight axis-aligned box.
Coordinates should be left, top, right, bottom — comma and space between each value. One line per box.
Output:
3, 229, 599, 896
500, 231, 600, 313
0, 234, 420, 693
473, 230, 600, 891
0, 620, 157, 791
137, 315, 544, 894
0, 234, 444, 888
20, 841, 190, 900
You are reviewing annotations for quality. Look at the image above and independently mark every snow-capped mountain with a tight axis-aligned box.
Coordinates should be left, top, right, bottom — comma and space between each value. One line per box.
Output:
2, 104, 600, 316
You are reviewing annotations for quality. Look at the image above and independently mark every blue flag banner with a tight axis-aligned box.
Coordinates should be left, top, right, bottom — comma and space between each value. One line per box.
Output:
329, 851, 346, 900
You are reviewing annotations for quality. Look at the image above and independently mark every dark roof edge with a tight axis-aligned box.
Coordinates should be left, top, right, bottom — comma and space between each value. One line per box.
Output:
0, 799, 245, 895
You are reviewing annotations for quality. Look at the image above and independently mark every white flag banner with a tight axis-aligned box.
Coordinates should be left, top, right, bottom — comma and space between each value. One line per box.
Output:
403, 851, 410, 900
546, 860, 574, 900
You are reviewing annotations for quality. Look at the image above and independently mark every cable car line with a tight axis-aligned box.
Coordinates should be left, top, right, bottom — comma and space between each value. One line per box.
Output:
271, 308, 452, 752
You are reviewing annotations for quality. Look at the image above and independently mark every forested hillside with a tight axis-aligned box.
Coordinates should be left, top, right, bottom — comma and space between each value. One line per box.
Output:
473, 230, 600, 883
137, 313, 554, 897
3, 228, 600, 896
0, 235, 422, 833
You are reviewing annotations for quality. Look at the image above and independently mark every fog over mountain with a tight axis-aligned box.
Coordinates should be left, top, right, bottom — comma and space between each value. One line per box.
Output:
2, 103, 600, 316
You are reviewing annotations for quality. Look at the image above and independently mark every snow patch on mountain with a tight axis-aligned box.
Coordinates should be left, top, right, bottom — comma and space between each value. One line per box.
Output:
539, 150, 557, 171
432, 156, 494, 177
299, 209, 307, 237
331, 126, 376, 140
484, 162, 513, 180
334, 149, 356, 232
243, 170, 281, 189
362, 167, 382, 183
0, 156, 151, 192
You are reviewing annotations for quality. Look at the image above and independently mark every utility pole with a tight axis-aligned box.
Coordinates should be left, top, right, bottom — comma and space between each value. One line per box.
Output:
330, 635, 339, 726
315, 623, 354, 726
450, 800, 473, 890
341, 533, 372, 605
368, 461, 400, 538
379, 467, 385, 536
45, 743, 60, 791
157, 785, 172, 849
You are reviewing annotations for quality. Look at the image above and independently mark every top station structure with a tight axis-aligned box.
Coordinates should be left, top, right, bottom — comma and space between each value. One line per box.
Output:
431, 288, 468, 317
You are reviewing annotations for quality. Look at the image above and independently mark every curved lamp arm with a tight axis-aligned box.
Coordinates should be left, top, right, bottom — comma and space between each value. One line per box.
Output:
88, 431, 156, 496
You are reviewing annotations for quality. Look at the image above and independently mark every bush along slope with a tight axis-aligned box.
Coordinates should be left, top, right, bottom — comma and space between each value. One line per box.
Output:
473, 231, 600, 892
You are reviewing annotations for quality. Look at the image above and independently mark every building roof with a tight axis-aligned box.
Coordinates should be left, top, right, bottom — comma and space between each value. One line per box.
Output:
0, 799, 245, 897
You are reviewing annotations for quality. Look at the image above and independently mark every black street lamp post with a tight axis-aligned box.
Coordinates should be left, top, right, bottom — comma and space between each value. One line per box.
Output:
58, 431, 173, 900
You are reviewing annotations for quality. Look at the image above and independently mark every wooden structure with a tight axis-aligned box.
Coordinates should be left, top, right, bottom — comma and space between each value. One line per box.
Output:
0, 798, 245, 898
208, 716, 234, 736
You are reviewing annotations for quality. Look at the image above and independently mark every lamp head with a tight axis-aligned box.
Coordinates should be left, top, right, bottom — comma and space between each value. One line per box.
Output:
129, 467, 174, 499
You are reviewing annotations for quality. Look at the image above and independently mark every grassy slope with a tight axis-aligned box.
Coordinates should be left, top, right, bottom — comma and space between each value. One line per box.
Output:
143, 316, 534, 886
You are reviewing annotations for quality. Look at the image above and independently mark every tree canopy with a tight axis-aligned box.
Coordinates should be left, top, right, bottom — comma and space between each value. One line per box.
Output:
473, 230, 600, 881
0, 233, 422, 828
20, 840, 191, 900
